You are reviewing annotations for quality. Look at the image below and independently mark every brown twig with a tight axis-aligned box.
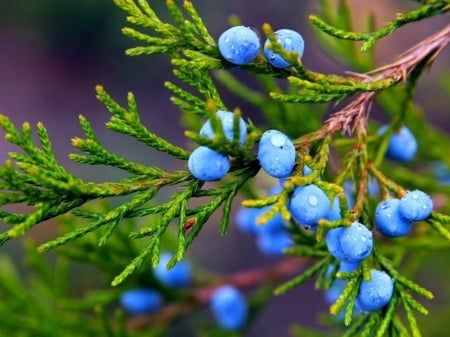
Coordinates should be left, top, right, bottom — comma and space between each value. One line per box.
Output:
297, 24, 450, 145
127, 257, 307, 330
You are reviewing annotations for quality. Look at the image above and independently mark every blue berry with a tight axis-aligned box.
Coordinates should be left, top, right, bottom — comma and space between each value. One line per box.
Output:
326, 223, 372, 263
303, 164, 313, 177
326, 227, 345, 260
264, 29, 305, 68
188, 146, 230, 181
235, 207, 260, 234
253, 206, 285, 234
258, 130, 296, 178
154, 253, 191, 288
378, 125, 417, 161
268, 183, 283, 196
325, 194, 351, 221
339, 260, 360, 273
256, 230, 292, 256
375, 198, 413, 237
357, 270, 394, 312
343, 181, 355, 209
324, 278, 347, 305
218, 26, 260, 65
368, 177, 380, 197
324, 268, 361, 321
120, 288, 162, 314
210, 285, 248, 330
432, 161, 450, 185
288, 184, 330, 227
399, 190, 433, 221
200, 110, 247, 146
339, 222, 373, 262
325, 196, 342, 221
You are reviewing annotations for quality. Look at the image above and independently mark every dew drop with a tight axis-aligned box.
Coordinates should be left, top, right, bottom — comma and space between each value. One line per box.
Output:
361, 236, 367, 242
270, 133, 286, 147
412, 193, 419, 200
284, 37, 292, 45
308, 195, 319, 207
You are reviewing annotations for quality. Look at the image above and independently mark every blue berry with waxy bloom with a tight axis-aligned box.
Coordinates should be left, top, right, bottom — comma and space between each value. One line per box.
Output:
324, 266, 361, 321
120, 288, 163, 314
324, 277, 347, 307
188, 146, 230, 181
339, 221, 373, 263
154, 252, 191, 288
210, 285, 248, 330
325, 196, 343, 221
326, 223, 373, 263
256, 229, 292, 256
375, 198, 413, 237
218, 26, 260, 65
288, 184, 331, 228
253, 206, 285, 235
235, 206, 260, 234
258, 130, 296, 178
339, 260, 360, 273
326, 227, 346, 261
200, 110, 247, 146
303, 164, 313, 177
368, 177, 380, 197
357, 269, 394, 312
432, 161, 450, 185
378, 125, 417, 162
264, 29, 305, 68
399, 189, 433, 221
268, 182, 283, 196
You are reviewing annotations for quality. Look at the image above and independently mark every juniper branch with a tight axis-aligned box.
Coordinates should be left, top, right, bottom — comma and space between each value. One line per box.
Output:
310, 2, 448, 51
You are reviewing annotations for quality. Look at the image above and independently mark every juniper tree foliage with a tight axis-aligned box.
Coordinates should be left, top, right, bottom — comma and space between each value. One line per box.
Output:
0, 0, 449, 336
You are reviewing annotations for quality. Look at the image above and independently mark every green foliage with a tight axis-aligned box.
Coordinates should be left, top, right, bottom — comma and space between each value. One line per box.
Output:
0, 0, 449, 336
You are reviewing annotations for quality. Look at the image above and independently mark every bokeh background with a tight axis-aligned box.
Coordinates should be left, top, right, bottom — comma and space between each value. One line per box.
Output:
0, 1, 449, 336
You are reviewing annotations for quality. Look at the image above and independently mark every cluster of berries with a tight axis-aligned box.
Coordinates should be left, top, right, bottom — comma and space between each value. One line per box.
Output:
376, 190, 433, 237
120, 253, 249, 331
326, 222, 373, 272
120, 252, 192, 314
236, 183, 292, 256
323, 188, 433, 313
188, 110, 247, 181
325, 267, 394, 317
218, 26, 305, 68
325, 223, 395, 313
258, 129, 352, 230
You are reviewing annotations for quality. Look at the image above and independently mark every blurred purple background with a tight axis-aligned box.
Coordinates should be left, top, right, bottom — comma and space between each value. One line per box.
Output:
0, 1, 449, 336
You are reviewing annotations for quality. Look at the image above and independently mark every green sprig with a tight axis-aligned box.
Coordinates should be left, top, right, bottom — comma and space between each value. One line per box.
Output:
310, 2, 448, 51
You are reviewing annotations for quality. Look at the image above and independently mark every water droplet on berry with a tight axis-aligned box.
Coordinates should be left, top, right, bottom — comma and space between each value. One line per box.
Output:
308, 195, 319, 206
361, 236, 367, 242
284, 37, 292, 45
270, 133, 286, 147
412, 193, 419, 200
